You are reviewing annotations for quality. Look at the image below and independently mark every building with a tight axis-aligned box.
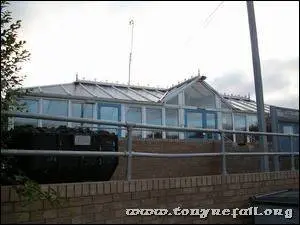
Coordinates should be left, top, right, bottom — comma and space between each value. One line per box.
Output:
13, 75, 299, 149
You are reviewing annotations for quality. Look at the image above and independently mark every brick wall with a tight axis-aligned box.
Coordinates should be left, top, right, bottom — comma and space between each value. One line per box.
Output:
1, 171, 299, 224
111, 139, 299, 180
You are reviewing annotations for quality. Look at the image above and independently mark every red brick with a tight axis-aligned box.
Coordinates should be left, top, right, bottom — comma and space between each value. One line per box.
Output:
74, 184, 82, 197
58, 206, 81, 218
136, 180, 142, 192
141, 180, 148, 191
113, 193, 131, 201
1, 202, 14, 213
94, 204, 104, 213
2, 212, 30, 223
198, 186, 213, 192
97, 183, 104, 195
153, 179, 159, 190
117, 181, 123, 193
1, 186, 10, 203
92, 194, 113, 204
123, 181, 130, 193
82, 183, 90, 196
191, 177, 197, 187
140, 198, 157, 207
131, 191, 149, 200
122, 200, 140, 208
129, 182, 135, 192
66, 184, 75, 198
228, 183, 241, 190
10, 188, 20, 202
69, 196, 93, 206
147, 180, 153, 190
110, 181, 118, 194
185, 177, 192, 187
90, 183, 97, 196
43, 209, 57, 219
180, 178, 186, 188
45, 217, 72, 224
71, 215, 82, 224
82, 204, 96, 214
57, 184, 67, 198
14, 201, 43, 212
223, 190, 236, 197
30, 211, 44, 221
170, 178, 176, 188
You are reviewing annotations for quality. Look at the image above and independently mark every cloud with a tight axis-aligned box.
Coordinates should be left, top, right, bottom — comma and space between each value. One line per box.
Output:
211, 57, 299, 109
7, 1, 299, 107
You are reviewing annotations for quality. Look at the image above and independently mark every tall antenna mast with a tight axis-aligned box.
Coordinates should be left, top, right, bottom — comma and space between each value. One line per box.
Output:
128, 19, 134, 85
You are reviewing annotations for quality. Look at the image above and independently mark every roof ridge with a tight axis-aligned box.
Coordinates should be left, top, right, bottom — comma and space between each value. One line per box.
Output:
76, 79, 168, 92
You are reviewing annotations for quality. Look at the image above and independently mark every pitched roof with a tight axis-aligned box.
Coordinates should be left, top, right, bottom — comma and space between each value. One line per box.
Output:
24, 77, 284, 114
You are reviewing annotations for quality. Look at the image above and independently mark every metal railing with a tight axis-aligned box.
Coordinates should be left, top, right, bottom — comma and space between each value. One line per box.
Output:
1, 111, 299, 181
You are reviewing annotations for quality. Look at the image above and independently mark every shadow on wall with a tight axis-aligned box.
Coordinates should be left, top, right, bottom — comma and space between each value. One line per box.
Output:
111, 139, 299, 180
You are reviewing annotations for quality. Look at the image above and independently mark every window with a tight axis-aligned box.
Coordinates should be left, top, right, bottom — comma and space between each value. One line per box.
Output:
248, 115, 258, 142
166, 108, 179, 139
98, 104, 120, 135
206, 113, 216, 139
222, 112, 233, 141
146, 108, 162, 139
166, 96, 179, 105
184, 84, 216, 108
72, 103, 93, 128
15, 99, 39, 127
186, 111, 203, 139
42, 99, 68, 128
126, 107, 142, 138
234, 114, 247, 144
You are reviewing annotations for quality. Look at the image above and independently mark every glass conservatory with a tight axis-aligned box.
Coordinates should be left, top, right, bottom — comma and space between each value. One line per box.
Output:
13, 75, 273, 143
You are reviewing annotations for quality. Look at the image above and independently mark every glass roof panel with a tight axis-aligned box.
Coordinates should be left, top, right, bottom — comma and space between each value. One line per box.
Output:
40, 85, 66, 95
100, 86, 131, 100
63, 84, 94, 97
117, 87, 149, 102
81, 84, 112, 99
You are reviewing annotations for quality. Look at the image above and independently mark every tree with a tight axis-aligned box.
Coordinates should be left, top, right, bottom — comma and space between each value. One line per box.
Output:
1, 0, 30, 118
1, 1, 61, 207
1, 0, 30, 182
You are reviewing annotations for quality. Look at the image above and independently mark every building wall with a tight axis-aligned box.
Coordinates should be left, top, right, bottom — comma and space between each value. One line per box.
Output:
1, 171, 298, 224
111, 139, 299, 180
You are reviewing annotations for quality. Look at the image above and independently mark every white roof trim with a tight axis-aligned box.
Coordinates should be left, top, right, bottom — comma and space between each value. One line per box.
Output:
201, 82, 233, 110
160, 75, 201, 103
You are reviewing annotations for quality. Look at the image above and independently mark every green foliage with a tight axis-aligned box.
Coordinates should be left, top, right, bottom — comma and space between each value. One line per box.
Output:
1, 0, 30, 114
1, 1, 63, 209
14, 176, 63, 208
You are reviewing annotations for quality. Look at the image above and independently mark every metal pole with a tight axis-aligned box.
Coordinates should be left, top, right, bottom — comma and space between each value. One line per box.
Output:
126, 125, 133, 180
246, 1, 269, 172
221, 132, 227, 175
290, 135, 295, 171
2, 149, 298, 157
128, 19, 134, 85
2, 111, 299, 137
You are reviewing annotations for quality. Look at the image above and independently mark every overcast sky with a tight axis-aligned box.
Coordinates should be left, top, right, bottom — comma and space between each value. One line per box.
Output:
10, 1, 299, 109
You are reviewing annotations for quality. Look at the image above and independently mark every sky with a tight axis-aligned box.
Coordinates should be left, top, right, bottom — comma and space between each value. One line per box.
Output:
9, 1, 299, 109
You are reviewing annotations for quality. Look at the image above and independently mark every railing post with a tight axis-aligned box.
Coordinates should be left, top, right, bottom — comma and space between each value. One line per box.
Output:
290, 135, 295, 171
126, 125, 133, 181
221, 131, 227, 175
